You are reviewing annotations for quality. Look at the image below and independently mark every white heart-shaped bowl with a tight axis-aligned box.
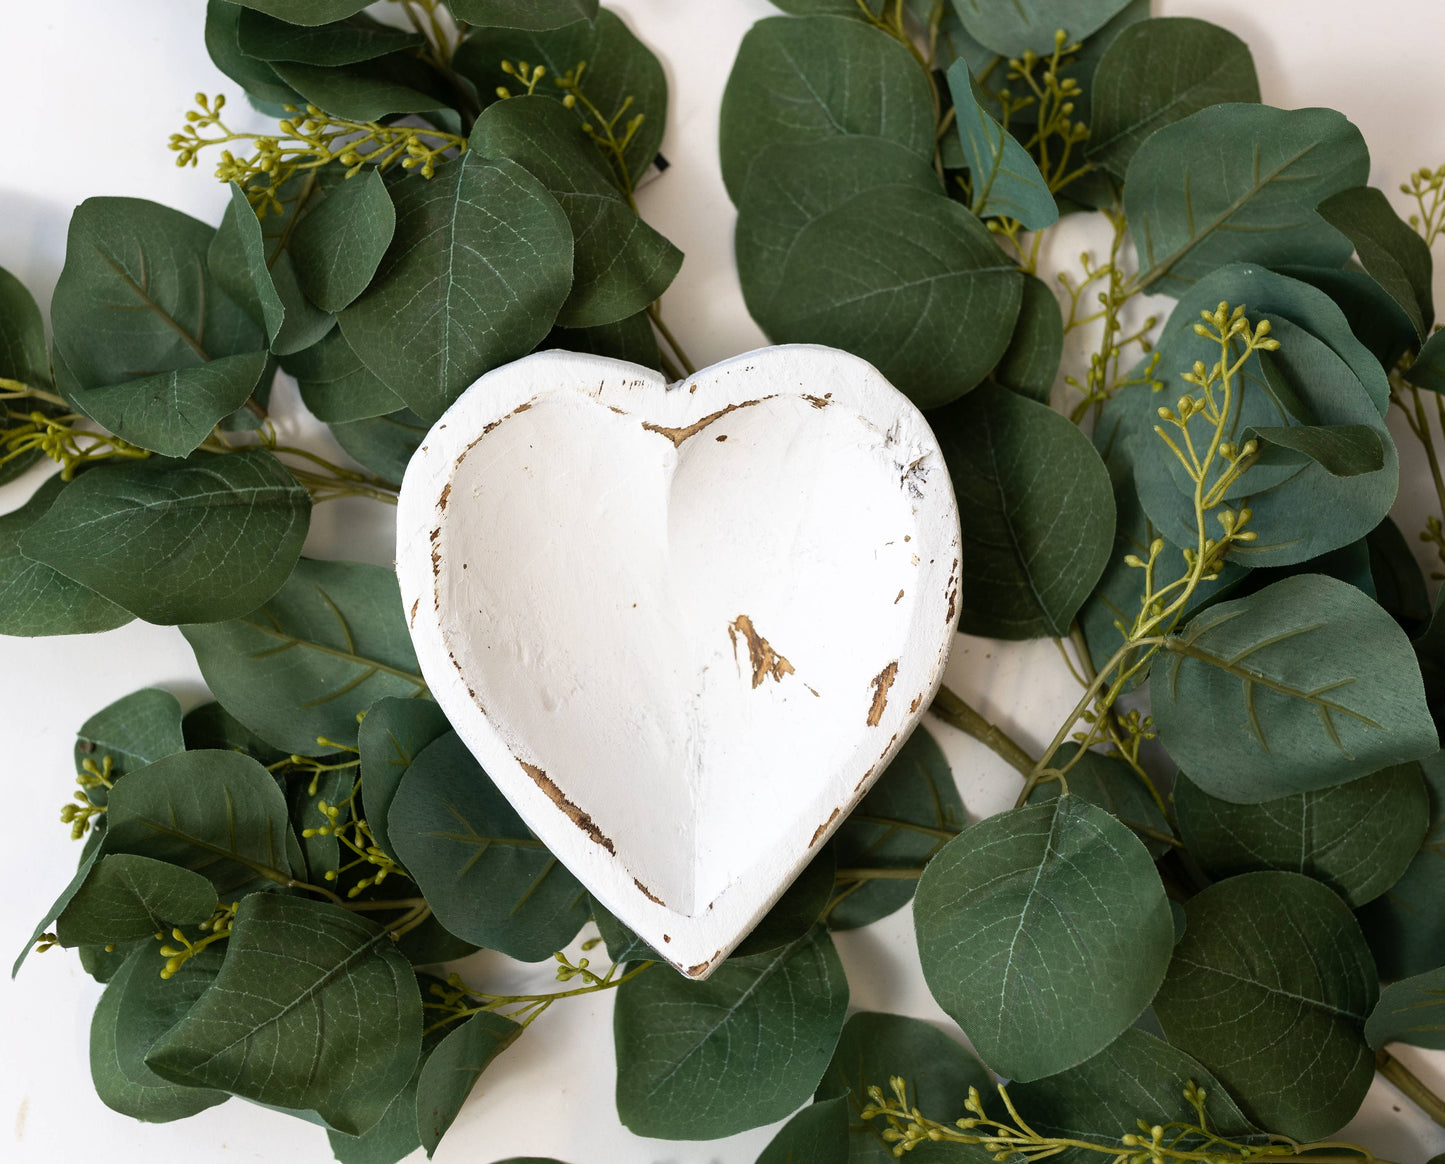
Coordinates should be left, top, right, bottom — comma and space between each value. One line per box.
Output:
396, 344, 961, 977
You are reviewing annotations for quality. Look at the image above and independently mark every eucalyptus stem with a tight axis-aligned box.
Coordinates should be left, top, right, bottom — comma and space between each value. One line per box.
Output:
647, 303, 696, 376
1376, 1049, 1445, 1130
929, 684, 1036, 777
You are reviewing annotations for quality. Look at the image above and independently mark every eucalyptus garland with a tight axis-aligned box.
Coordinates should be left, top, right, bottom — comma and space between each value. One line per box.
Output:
7, 1, 1445, 1162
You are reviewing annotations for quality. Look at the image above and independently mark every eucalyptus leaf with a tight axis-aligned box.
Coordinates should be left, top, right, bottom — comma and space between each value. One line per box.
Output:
1365, 964, 1445, 1050
753, 183, 1022, 408
290, 763, 350, 883
951, 0, 1135, 57
1405, 326, 1445, 394
829, 725, 963, 931
1087, 18, 1260, 179
756, 1096, 849, 1164
181, 700, 288, 767
732, 849, 835, 958
14, 840, 101, 976
1245, 423, 1385, 477
289, 170, 397, 314
1151, 574, 1437, 803
0, 264, 54, 484
103, 749, 301, 895
547, 311, 660, 370
1317, 185, 1433, 339
0, 476, 133, 637
1027, 744, 1174, 856
1279, 263, 1418, 374
339, 156, 572, 422
613, 927, 849, 1139
18, 450, 310, 625
270, 55, 447, 122
994, 274, 1063, 402
914, 796, 1173, 1081
146, 894, 422, 1137
933, 382, 1114, 638
282, 327, 405, 423
329, 408, 428, 486
90, 945, 228, 1123
1367, 516, 1432, 637
232, 0, 371, 24
1124, 105, 1369, 293
1356, 752, 1445, 980
1152, 871, 1378, 1141
945, 62, 1057, 229
182, 557, 426, 756
471, 96, 682, 328
719, 15, 935, 203
387, 731, 590, 960
1008, 1028, 1262, 1164
591, 898, 656, 965
57, 855, 217, 948
455, 11, 668, 183
204, 1, 303, 113
235, 8, 424, 65
1175, 764, 1429, 906
357, 696, 451, 863
416, 1010, 521, 1154
815, 1011, 990, 1164
448, 0, 598, 29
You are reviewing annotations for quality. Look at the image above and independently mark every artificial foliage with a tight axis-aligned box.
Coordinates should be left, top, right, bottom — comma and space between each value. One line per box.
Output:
6, 1, 1445, 1162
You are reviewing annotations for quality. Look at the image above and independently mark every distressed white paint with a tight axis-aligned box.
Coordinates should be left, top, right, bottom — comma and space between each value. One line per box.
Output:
396, 345, 962, 978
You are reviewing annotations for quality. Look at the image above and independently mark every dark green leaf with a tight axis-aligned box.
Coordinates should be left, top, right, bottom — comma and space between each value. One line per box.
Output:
448, 0, 598, 29
1357, 752, 1445, 980
1153, 871, 1377, 1141
18, 450, 309, 625
1367, 517, 1432, 637
416, 1010, 521, 1153
614, 927, 849, 1139
357, 695, 451, 863
1245, 423, 1385, 477
183, 557, 426, 756
90, 945, 228, 1123
1152, 575, 1437, 802
1124, 105, 1369, 294
0, 265, 53, 484
591, 899, 655, 964
993, 274, 1063, 402
289, 170, 397, 314
952, 0, 1135, 56
547, 311, 660, 370
1279, 263, 1418, 372
270, 55, 448, 122
329, 408, 428, 485
289, 762, 351, 883
1087, 18, 1259, 179
1028, 744, 1174, 856
339, 157, 572, 422
733, 849, 835, 957
147, 894, 421, 1136
181, 700, 288, 766
815, 1011, 990, 1163
829, 725, 963, 931
104, 750, 301, 895
756, 1096, 849, 1164
388, 732, 589, 960
0, 476, 133, 637
283, 326, 404, 423
15, 839, 102, 976
933, 383, 1114, 638
1406, 327, 1445, 394
57, 855, 217, 948
946, 62, 1057, 229
471, 96, 681, 328
81, 940, 142, 985
718, 16, 935, 203
752, 183, 1022, 408
1365, 965, 1445, 1050
236, 8, 424, 65
205, 1, 303, 113
232, 0, 371, 23
914, 796, 1172, 1081
455, 11, 668, 183
1318, 186, 1433, 338
1008, 1028, 1261, 1164
1175, 764, 1430, 906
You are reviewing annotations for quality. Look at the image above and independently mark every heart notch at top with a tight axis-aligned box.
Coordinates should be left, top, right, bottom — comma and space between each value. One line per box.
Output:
396, 344, 961, 978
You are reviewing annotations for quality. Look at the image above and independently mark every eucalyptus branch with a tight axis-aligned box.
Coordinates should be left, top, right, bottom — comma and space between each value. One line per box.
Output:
424, 953, 655, 1034
929, 685, 1036, 777
1375, 1049, 1445, 1130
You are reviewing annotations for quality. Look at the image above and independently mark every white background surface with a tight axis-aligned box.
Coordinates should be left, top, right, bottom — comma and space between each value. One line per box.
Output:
2, 2, 1444, 1162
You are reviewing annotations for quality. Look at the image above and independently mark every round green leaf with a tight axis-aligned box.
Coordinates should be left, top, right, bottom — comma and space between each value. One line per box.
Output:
328, 408, 428, 486
756, 1097, 849, 1164
182, 557, 426, 756
146, 894, 422, 1137
339, 157, 572, 422
357, 696, 451, 864
954, 0, 1135, 57
1124, 105, 1369, 294
289, 170, 397, 314
57, 855, 217, 948
1365, 964, 1445, 1051
448, 0, 598, 30
17, 450, 310, 625
1318, 185, 1435, 339
1027, 744, 1174, 856
547, 311, 661, 370
90, 944, 229, 1123
1356, 752, 1445, 980
732, 849, 835, 957
0, 264, 54, 479
613, 927, 848, 1139
753, 183, 1022, 408
933, 383, 1115, 638
269, 56, 447, 122
1367, 516, 1432, 637
993, 274, 1064, 402
205, 0, 302, 108
1174, 765, 1429, 906
0, 475, 133, 637
387, 731, 590, 961
235, 8, 424, 65
913, 796, 1172, 1081
415, 1010, 521, 1154
1151, 574, 1438, 803
282, 326, 404, 423
829, 725, 963, 931
1152, 871, 1378, 1142
718, 15, 935, 203
1087, 18, 1260, 179
232, 0, 371, 24
74, 687, 185, 797
181, 701, 288, 767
